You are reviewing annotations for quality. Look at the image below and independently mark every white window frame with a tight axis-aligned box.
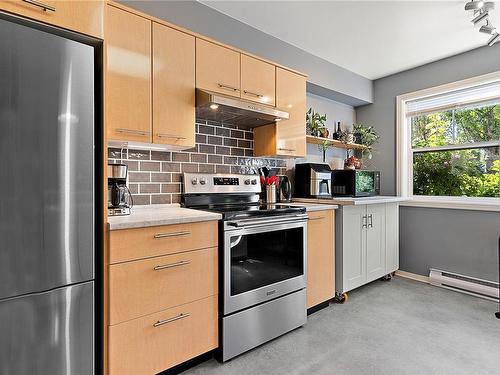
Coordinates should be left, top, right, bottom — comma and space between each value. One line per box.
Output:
397, 71, 500, 212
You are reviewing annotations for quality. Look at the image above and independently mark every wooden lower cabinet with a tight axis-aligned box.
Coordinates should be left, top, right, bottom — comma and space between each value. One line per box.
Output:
0, 0, 104, 38
109, 247, 217, 325
306, 210, 335, 309
108, 295, 218, 375
108, 221, 218, 264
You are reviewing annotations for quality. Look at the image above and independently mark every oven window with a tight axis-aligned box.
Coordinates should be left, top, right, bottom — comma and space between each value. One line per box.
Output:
230, 227, 304, 296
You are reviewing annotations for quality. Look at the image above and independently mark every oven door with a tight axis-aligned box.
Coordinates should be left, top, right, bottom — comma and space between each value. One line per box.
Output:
223, 216, 307, 315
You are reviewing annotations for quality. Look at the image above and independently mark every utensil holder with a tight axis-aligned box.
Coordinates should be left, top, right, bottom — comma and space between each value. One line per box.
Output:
266, 185, 277, 204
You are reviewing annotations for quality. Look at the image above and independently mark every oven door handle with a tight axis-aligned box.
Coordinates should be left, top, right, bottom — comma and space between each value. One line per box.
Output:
226, 214, 308, 228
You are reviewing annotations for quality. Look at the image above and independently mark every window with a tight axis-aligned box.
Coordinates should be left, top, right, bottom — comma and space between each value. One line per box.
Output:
397, 72, 500, 209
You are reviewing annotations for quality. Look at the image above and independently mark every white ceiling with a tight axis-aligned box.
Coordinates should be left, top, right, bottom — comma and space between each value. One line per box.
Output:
200, 1, 498, 80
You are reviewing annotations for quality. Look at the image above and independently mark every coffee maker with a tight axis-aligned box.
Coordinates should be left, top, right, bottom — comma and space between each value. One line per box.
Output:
108, 163, 133, 216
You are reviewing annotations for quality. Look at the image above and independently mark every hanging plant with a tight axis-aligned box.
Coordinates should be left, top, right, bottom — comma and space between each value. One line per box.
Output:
306, 108, 327, 137
353, 123, 379, 160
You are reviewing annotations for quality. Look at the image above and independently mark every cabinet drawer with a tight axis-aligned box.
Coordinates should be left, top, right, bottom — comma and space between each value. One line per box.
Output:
109, 221, 218, 264
0, 0, 104, 38
109, 295, 218, 375
109, 247, 217, 325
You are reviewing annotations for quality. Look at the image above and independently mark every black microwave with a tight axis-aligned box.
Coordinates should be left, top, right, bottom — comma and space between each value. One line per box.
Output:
331, 170, 380, 197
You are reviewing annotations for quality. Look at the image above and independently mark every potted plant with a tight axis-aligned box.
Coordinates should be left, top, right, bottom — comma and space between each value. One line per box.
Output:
317, 140, 332, 163
353, 123, 380, 160
306, 108, 327, 137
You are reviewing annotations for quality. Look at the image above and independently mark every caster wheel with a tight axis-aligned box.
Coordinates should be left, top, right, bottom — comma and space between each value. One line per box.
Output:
381, 274, 393, 281
334, 292, 348, 304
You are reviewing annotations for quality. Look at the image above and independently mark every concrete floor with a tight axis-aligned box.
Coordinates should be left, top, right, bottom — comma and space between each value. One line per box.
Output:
182, 277, 500, 375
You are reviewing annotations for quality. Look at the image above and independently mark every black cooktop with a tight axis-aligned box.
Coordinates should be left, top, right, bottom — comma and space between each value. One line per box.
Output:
195, 204, 306, 220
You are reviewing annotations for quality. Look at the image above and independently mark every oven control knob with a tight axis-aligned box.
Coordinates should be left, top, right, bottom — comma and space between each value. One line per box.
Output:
244, 179, 251, 185
200, 177, 207, 185
251, 179, 257, 185
191, 178, 198, 185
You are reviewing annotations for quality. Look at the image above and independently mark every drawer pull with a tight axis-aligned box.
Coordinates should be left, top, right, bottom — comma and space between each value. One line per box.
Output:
217, 83, 240, 92
156, 133, 187, 140
153, 260, 191, 271
115, 128, 151, 136
22, 0, 56, 12
243, 90, 264, 98
153, 313, 190, 327
153, 231, 190, 239
278, 147, 296, 152
309, 216, 325, 221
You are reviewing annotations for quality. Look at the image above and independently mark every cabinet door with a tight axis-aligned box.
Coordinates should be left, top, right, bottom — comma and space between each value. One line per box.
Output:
196, 39, 240, 97
106, 6, 152, 142
306, 210, 335, 309
342, 206, 366, 292
385, 203, 399, 273
152, 23, 195, 148
275, 67, 306, 157
0, 0, 104, 38
366, 204, 386, 282
240, 54, 275, 106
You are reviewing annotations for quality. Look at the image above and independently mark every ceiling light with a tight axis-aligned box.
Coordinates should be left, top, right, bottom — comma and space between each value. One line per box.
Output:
209, 103, 219, 110
480, 21, 496, 34
487, 32, 500, 46
472, 10, 489, 25
465, 1, 484, 11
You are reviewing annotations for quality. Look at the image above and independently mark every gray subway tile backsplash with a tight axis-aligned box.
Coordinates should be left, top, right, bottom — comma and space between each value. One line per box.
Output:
108, 120, 286, 205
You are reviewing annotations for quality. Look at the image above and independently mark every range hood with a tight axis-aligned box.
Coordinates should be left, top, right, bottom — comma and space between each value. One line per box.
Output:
196, 89, 289, 128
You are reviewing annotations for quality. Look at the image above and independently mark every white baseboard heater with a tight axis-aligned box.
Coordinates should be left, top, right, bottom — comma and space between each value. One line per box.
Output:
429, 268, 499, 302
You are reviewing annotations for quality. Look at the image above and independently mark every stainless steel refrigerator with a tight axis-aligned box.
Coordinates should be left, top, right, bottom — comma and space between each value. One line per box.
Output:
0, 14, 96, 375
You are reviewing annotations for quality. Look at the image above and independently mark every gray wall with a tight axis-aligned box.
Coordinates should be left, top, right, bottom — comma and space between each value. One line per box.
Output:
121, 0, 373, 106
357, 44, 500, 282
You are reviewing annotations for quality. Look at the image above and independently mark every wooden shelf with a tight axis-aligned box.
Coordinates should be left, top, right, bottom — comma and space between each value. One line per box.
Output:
306, 135, 366, 150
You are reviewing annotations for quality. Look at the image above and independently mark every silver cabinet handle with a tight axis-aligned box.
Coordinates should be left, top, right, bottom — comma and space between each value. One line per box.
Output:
217, 83, 240, 92
278, 148, 296, 152
308, 216, 325, 221
156, 133, 187, 140
115, 128, 151, 136
153, 230, 190, 239
153, 313, 190, 327
368, 214, 373, 228
362, 215, 367, 228
243, 90, 264, 98
22, 0, 56, 12
153, 260, 191, 271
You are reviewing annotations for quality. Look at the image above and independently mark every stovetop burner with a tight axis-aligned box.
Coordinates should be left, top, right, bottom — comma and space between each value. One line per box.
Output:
198, 203, 305, 220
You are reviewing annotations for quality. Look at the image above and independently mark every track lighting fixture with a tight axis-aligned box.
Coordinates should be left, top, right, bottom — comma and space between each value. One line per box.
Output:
487, 33, 500, 46
479, 21, 496, 34
472, 10, 489, 25
465, 0, 484, 11
465, 1, 499, 46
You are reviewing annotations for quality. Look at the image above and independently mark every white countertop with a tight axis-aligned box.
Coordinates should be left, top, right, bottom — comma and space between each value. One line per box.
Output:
288, 202, 338, 211
293, 196, 407, 206
108, 204, 222, 230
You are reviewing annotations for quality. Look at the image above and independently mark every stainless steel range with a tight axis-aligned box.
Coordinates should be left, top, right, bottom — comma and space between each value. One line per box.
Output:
183, 173, 307, 361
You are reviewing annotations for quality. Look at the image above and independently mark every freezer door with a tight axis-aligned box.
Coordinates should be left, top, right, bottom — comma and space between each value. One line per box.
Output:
0, 18, 94, 299
0, 282, 94, 375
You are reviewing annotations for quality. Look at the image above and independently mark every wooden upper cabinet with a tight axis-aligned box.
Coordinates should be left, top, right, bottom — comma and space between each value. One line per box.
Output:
254, 68, 306, 157
0, 0, 104, 38
275, 67, 306, 157
152, 23, 195, 148
106, 5, 152, 142
240, 55, 275, 106
196, 38, 240, 97
307, 210, 335, 309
